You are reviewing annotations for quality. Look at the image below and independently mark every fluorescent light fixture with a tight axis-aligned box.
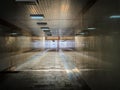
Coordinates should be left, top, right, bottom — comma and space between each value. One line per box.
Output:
79, 32, 85, 35
16, 0, 36, 2
76, 30, 89, 36
88, 27, 96, 30
9, 33, 22, 36
30, 14, 44, 19
75, 32, 85, 35
41, 27, 50, 30
15, 0, 39, 5
11, 33, 17, 35
43, 30, 50, 32
37, 22, 47, 25
110, 15, 120, 19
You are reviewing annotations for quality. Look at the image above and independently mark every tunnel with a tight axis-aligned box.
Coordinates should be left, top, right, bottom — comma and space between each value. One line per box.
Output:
0, 0, 120, 90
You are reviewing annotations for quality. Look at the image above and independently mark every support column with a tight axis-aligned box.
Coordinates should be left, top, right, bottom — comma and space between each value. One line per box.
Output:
57, 36, 60, 51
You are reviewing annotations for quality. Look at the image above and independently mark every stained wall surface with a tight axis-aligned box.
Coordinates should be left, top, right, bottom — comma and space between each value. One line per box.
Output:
74, 0, 120, 89
75, 0, 120, 68
0, 23, 45, 71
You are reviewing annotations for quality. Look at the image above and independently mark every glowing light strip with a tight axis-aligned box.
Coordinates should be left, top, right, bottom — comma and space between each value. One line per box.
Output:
110, 15, 120, 19
31, 16, 44, 19
88, 28, 96, 30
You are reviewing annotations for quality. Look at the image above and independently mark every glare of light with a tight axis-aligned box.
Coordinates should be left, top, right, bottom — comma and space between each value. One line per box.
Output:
88, 27, 96, 30
66, 69, 72, 74
61, 4, 69, 12
72, 68, 80, 73
80, 32, 85, 35
11, 33, 17, 35
110, 15, 120, 19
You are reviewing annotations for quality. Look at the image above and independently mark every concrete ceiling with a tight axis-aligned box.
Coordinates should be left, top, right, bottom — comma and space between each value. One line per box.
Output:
0, 0, 97, 36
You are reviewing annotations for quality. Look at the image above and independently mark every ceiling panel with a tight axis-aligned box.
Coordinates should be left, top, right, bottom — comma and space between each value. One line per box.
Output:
0, 0, 92, 36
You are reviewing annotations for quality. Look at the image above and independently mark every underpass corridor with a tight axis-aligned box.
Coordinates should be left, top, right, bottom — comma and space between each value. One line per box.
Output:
0, 0, 120, 90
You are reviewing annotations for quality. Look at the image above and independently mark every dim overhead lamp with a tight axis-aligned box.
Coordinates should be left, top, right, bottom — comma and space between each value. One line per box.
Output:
110, 15, 120, 19
30, 14, 44, 19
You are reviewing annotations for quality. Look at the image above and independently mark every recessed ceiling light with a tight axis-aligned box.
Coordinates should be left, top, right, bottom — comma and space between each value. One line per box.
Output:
16, 0, 36, 2
87, 27, 96, 30
76, 30, 90, 36
37, 22, 47, 25
79, 32, 86, 35
10, 33, 17, 35
16, 0, 36, 1
30, 14, 44, 19
75, 32, 85, 35
15, 0, 39, 5
41, 27, 50, 30
110, 15, 120, 19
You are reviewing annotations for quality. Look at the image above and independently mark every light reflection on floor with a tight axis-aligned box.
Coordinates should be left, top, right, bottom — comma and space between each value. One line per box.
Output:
0, 49, 120, 90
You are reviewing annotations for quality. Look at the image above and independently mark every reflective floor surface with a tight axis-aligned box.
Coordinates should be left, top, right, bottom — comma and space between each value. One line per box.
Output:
0, 49, 120, 90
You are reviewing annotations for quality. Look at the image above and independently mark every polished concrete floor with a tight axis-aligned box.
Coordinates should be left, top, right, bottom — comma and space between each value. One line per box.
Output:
0, 49, 120, 90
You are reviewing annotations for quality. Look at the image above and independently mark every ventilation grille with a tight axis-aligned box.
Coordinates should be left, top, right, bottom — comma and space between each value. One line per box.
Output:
43, 30, 50, 32
37, 22, 47, 25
